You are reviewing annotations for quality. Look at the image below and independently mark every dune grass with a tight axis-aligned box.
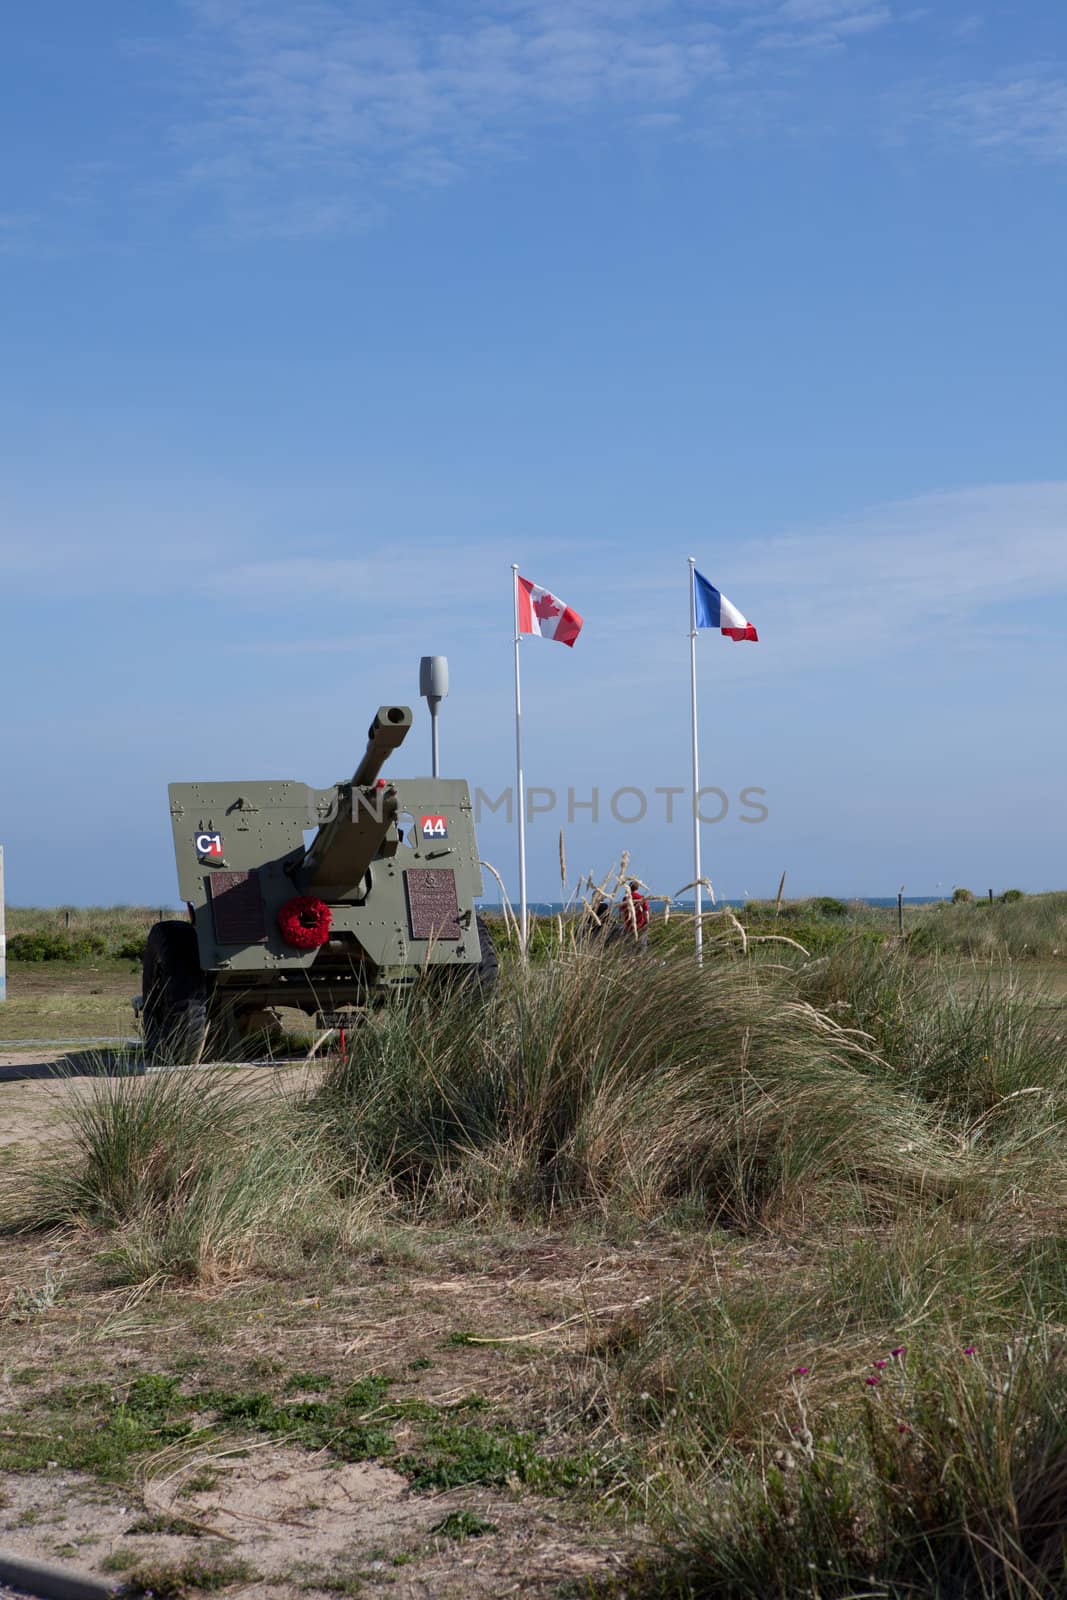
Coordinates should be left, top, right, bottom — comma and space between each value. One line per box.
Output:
20, 1066, 363, 1283
18, 935, 1066, 1267
313, 943, 973, 1228
10, 929, 1067, 1597
907, 890, 1067, 961
595, 1221, 1067, 1598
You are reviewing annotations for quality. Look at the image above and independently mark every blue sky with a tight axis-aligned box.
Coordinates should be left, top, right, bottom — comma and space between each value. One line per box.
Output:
1, 0, 1065, 906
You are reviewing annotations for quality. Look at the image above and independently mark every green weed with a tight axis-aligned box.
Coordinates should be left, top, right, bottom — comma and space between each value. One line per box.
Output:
397, 1419, 592, 1492
0, 1373, 196, 1479
205, 1389, 393, 1463
430, 1510, 498, 1540
284, 1371, 335, 1394
115, 1553, 257, 1598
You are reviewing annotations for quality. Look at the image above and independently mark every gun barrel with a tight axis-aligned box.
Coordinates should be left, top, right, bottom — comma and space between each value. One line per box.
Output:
304, 707, 413, 889
352, 706, 413, 787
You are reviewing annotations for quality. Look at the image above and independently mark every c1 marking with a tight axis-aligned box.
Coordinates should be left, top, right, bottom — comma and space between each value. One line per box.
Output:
420, 815, 448, 838
195, 832, 224, 857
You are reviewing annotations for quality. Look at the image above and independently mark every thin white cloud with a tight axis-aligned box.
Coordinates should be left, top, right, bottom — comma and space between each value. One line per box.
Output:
6, 484, 1065, 655
927, 74, 1067, 161
604, 481, 1067, 677
159, 0, 898, 237
755, 0, 891, 52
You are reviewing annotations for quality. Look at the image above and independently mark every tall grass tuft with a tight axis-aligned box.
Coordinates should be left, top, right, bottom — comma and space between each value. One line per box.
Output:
614, 1331, 1067, 1599
27, 1067, 346, 1282
313, 944, 961, 1226
794, 943, 1067, 1132
596, 1221, 1067, 1599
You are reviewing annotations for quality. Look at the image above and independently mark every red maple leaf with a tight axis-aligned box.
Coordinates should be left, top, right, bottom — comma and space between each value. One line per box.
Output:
534, 593, 561, 620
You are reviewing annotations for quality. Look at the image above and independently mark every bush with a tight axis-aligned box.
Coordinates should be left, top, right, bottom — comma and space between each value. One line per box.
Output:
8, 930, 107, 962
908, 890, 1067, 960
810, 896, 848, 918
596, 1215, 1067, 1600
5, 907, 174, 964
951, 887, 975, 904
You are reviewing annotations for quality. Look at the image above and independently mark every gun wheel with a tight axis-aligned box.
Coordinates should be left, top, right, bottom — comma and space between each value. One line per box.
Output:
141, 922, 210, 1065
474, 915, 499, 993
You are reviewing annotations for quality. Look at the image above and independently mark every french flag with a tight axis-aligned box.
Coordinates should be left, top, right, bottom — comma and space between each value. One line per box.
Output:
694, 569, 758, 642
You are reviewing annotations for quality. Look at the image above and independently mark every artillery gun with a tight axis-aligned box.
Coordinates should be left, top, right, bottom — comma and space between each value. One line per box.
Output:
142, 705, 496, 1060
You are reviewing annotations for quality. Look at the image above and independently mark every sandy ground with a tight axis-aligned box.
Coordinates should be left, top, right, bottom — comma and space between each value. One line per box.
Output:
0, 1054, 654, 1597
0, 1452, 617, 1600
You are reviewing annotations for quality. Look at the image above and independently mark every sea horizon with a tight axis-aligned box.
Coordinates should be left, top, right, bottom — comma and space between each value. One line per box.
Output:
478, 896, 949, 914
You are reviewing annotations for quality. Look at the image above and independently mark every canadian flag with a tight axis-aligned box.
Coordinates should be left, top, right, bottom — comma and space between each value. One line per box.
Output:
516, 574, 584, 648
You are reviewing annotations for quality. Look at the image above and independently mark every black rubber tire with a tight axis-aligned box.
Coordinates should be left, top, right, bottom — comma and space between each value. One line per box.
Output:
141, 922, 210, 1064
473, 914, 499, 993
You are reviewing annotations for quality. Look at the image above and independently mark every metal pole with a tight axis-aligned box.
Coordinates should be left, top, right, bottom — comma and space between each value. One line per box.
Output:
430, 706, 440, 778
512, 564, 528, 953
689, 557, 703, 966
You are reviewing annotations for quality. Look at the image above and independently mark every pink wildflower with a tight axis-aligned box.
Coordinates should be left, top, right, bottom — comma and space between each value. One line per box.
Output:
891, 1346, 906, 1358
792, 1367, 810, 1376
865, 1375, 881, 1387
873, 1359, 888, 1369
963, 1346, 977, 1356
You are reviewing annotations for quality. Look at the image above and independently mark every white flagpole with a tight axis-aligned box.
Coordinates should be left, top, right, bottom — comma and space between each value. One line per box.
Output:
689, 557, 703, 965
512, 564, 528, 953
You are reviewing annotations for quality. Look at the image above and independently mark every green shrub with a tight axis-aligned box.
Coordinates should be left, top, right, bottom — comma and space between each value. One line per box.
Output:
951, 887, 975, 904
7, 930, 107, 961
1000, 888, 1025, 904
810, 896, 849, 918
4, 907, 175, 963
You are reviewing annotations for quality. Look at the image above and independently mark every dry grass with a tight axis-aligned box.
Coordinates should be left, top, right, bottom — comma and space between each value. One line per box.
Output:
5, 928, 1067, 1599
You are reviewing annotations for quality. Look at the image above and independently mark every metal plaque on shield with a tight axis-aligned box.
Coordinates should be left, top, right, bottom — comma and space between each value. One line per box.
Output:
208, 870, 267, 944
405, 868, 461, 941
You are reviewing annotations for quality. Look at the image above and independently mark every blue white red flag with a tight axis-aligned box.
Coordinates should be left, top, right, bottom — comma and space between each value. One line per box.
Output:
693, 570, 758, 642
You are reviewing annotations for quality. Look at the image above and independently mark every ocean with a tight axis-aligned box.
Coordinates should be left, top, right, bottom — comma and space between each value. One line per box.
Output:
479, 897, 946, 914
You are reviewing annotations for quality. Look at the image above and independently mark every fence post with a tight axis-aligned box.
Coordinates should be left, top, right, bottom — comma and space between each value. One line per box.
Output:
897, 888, 904, 938
988, 888, 994, 906
0, 845, 6, 1003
